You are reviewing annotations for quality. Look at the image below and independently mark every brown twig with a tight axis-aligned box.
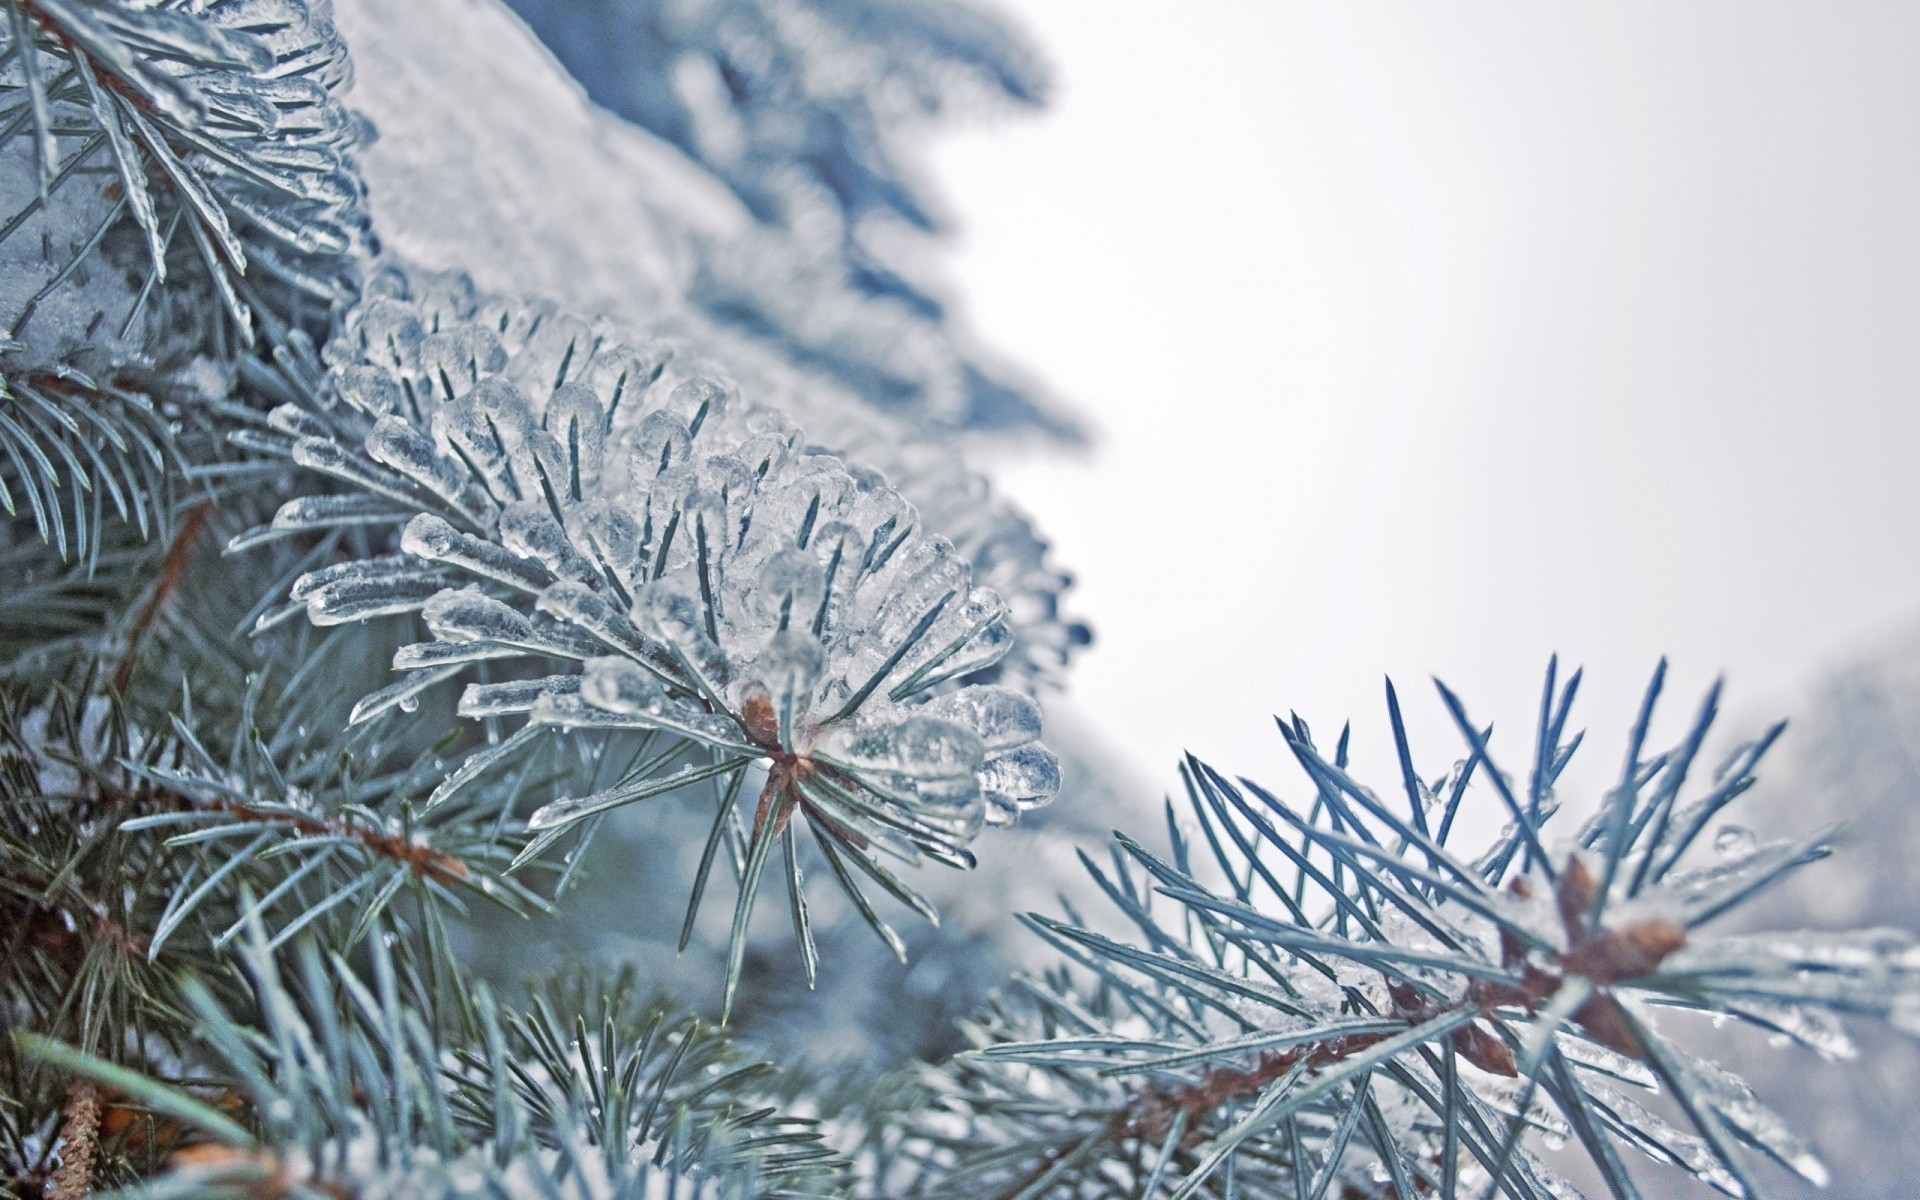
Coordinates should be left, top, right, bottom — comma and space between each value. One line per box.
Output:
1009, 852, 1693, 1198
740, 691, 866, 849
183, 792, 471, 886
122, 779, 471, 885
113, 500, 213, 692
49, 1081, 101, 1200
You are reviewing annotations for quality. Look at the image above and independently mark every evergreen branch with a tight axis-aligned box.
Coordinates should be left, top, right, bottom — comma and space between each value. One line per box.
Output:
505, 0, 1074, 438
227, 265, 1062, 1007
21, 932, 850, 1199
0, 0, 368, 363
110, 497, 209, 689
0, 363, 185, 564
908, 667, 1919, 1198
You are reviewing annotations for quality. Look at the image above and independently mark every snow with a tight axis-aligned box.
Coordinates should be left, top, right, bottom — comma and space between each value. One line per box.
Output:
331, 0, 735, 322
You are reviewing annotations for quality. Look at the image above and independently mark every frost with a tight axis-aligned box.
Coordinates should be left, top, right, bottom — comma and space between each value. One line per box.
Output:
1712, 825, 1756, 858
255, 268, 1060, 865
1586, 1082, 1746, 1194
1682, 1052, 1832, 1187
1650, 834, 1830, 925
0, 0, 367, 365
1554, 1032, 1659, 1090
1662, 928, 1920, 1025
1720, 998, 1858, 1060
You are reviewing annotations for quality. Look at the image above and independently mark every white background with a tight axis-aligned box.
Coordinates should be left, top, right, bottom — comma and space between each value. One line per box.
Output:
932, 0, 1920, 800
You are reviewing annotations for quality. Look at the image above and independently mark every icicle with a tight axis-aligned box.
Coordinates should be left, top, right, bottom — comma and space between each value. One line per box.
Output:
403, 513, 553, 594
976, 744, 1062, 825
917, 686, 1042, 752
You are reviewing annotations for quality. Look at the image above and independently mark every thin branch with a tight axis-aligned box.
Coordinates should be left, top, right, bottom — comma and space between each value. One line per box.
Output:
113, 500, 211, 691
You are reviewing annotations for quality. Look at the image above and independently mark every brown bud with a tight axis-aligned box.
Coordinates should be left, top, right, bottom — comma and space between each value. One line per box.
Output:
1554, 854, 1598, 948
1451, 1021, 1518, 1077
742, 692, 780, 752
1571, 992, 1647, 1060
1565, 919, 1686, 984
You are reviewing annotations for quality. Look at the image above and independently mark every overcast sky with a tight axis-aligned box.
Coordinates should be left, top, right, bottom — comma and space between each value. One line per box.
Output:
931, 0, 1920, 802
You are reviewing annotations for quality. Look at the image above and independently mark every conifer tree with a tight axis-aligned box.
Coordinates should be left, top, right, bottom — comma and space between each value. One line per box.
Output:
2, 2, 1915, 1199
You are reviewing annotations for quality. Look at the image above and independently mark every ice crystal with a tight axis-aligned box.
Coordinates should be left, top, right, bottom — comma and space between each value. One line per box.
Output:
232, 266, 1060, 999
0, 0, 367, 365
906, 667, 1920, 1199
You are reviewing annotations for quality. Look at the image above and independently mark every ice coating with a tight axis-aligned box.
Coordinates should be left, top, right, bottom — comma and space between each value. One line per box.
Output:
909, 663, 1920, 1198
0, 0, 368, 365
246, 266, 1059, 866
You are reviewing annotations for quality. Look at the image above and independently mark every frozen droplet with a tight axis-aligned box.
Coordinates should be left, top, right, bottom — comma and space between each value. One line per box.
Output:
408, 267, 478, 322
507, 312, 595, 392
350, 297, 424, 371
753, 547, 827, 630
582, 341, 669, 419
666, 375, 730, 437
1714, 825, 1756, 858
267, 492, 412, 535
403, 513, 553, 593
889, 589, 1013, 698
294, 556, 448, 625
735, 431, 793, 481
423, 586, 533, 645
979, 743, 1061, 808
918, 686, 1042, 752
266, 403, 331, 441
824, 714, 983, 781
328, 362, 403, 414
499, 501, 597, 584
363, 262, 411, 302
757, 628, 826, 730
566, 499, 644, 584
535, 581, 667, 671
459, 675, 579, 718
581, 656, 668, 714
545, 383, 607, 491
637, 573, 730, 697
418, 325, 506, 398
365, 415, 486, 520
548, 664, 752, 750
435, 379, 535, 502
631, 410, 692, 477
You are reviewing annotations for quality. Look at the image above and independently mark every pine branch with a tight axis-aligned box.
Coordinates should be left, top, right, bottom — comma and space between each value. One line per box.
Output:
0, 0, 368, 360
109, 497, 208, 690
224, 265, 1064, 1014
0, 0, 368, 567
16, 933, 852, 1199
0, 362, 185, 565
906, 665, 1919, 1198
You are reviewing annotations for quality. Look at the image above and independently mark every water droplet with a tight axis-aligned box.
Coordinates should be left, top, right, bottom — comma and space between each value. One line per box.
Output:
1714, 825, 1756, 857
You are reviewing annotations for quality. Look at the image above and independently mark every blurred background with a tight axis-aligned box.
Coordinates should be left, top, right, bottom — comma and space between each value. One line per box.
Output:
938, 0, 1920, 798
930, 6, 1920, 1192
